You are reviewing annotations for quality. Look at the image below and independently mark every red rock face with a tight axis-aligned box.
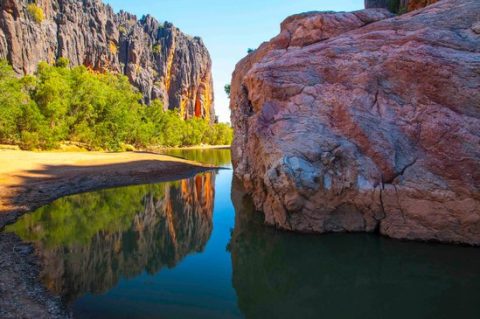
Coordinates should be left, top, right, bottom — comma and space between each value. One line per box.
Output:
406, 0, 439, 11
230, 0, 480, 245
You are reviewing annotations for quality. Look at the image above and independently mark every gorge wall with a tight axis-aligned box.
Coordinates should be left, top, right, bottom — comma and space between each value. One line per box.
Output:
230, 0, 480, 245
0, 0, 214, 120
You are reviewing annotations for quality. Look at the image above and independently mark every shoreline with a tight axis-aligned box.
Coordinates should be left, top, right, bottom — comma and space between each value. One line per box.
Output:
0, 150, 217, 229
151, 144, 231, 150
0, 144, 232, 153
0, 149, 219, 318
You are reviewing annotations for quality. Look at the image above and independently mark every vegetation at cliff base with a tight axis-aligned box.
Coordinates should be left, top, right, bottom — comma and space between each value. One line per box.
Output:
0, 59, 233, 151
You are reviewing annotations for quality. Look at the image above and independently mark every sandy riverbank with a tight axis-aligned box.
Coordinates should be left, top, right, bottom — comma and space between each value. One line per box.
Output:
0, 150, 216, 228
0, 149, 218, 318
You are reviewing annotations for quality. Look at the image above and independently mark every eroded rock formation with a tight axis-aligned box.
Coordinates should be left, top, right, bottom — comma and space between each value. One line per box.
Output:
230, 0, 480, 245
0, 0, 214, 120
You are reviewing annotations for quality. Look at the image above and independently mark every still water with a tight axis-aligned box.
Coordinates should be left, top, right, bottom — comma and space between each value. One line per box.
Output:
6, 149, 480, 319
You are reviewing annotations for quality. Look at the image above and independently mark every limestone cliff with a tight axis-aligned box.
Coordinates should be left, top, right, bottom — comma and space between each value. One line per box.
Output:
230, 0, 480, 245
0, 0, 214, 120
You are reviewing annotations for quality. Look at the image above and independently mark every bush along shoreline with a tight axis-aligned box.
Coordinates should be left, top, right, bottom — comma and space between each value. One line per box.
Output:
0, 59, 233, 151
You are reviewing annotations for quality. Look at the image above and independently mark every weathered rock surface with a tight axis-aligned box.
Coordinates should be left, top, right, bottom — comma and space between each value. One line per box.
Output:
230, 0, 480, 245
0, 0, 214, 120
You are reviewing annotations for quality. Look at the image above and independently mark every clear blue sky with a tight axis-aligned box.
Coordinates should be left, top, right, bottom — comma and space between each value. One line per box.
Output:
104, 0, 363, 122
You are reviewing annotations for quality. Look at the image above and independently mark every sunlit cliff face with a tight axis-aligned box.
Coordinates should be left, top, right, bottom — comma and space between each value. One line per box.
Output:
6, 173, 216, 303
0, 0, 214, 120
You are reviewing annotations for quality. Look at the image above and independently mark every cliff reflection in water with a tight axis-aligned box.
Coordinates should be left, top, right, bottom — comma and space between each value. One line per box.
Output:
229, 177, 480, 319
6, 173, 215, 303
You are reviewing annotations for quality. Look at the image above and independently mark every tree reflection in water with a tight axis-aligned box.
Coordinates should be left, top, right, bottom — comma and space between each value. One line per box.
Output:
229, 177, 480, 319
159, 148, 232, 167
6, 173, 215, 304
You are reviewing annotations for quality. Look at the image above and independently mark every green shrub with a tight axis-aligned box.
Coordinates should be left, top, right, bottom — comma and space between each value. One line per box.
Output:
118, 26, 127, 34
120, 143, 136, 152
56, 57, 70, 68
20, 131, 41, 150
0, 59, 234, 151
153, 44, 162, 54
0, 63, 21, 143
27, 4, 44, 24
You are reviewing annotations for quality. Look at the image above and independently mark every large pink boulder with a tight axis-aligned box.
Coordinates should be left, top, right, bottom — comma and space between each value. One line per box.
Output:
230, 0, 480, 245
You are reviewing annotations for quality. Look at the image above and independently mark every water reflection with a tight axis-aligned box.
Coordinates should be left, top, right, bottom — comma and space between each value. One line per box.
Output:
229, 177, 480, 319
5, 147, 480, 319
6, 173, 215, 304
159, 148, 232, 167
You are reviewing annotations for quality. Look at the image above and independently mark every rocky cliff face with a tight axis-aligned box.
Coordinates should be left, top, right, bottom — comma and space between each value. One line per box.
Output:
230, 0, 480, 245
0, 0, 214, 120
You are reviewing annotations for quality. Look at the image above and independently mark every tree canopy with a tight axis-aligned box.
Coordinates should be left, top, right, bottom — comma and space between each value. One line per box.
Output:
0, 60, 233, 151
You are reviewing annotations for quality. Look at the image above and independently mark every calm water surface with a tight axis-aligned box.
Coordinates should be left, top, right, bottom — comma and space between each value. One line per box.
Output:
6, 149, 480, 319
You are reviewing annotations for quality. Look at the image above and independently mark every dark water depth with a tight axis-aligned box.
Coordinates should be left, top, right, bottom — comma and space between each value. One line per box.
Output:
5, 149, 480, 319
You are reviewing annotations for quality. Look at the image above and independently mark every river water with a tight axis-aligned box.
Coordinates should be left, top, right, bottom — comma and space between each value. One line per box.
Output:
6, 149, 480, 319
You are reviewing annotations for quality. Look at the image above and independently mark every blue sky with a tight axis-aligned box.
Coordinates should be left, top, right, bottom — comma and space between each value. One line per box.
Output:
104, 0, 363, 122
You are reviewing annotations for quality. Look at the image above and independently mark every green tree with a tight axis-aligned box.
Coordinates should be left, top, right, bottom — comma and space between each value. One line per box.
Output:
33, 62, 72, 142
224, 84, 231, 98
0, 59, 234, 151
0, 60, 25, 143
